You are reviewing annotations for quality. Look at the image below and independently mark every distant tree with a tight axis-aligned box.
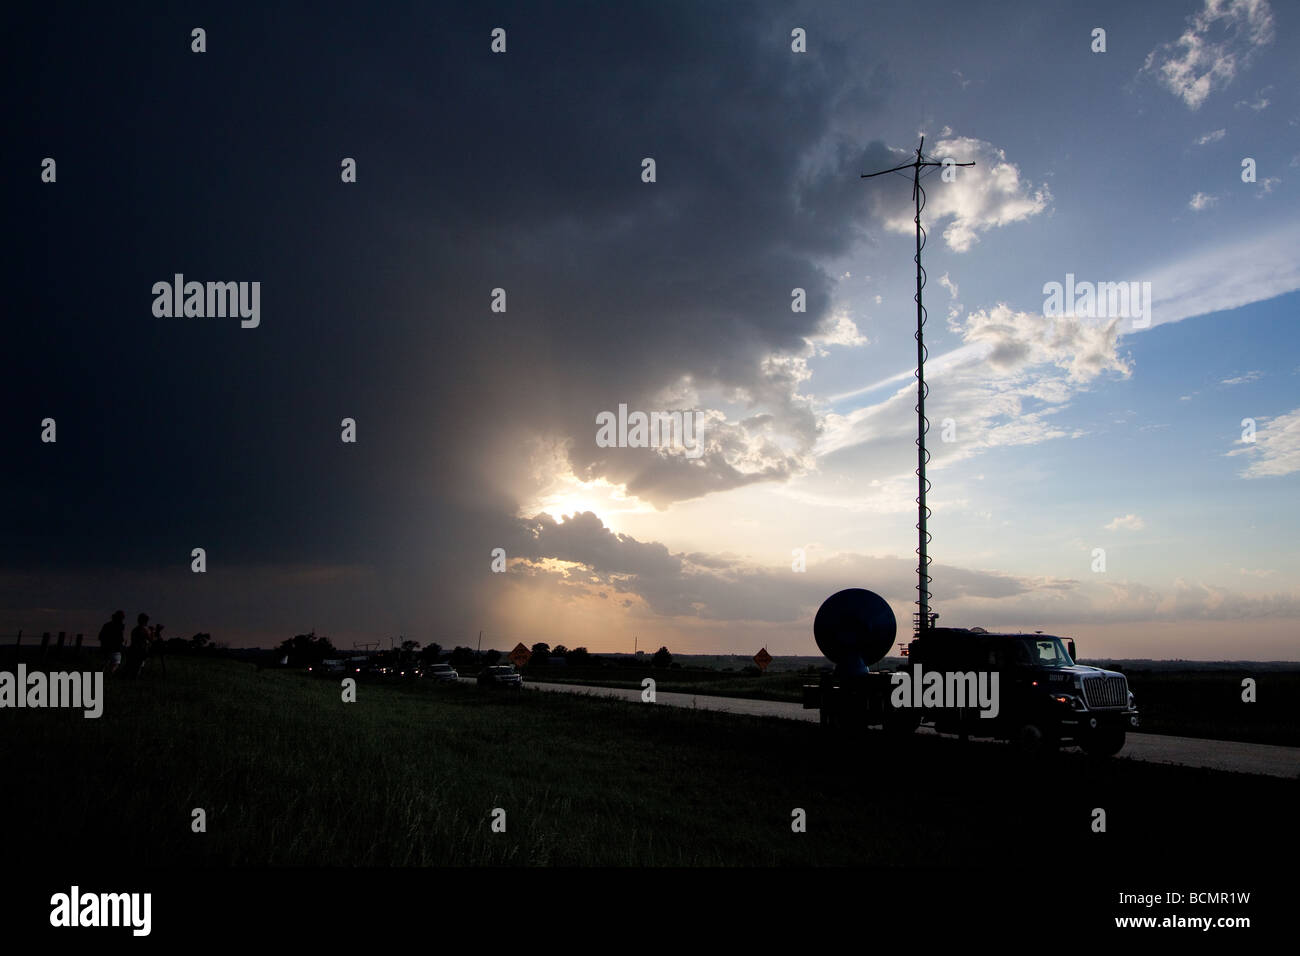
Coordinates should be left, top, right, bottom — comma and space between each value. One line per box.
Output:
652, 646, 672, 668
400, 639, 420, 661
278, 631, 337, 665
484, 648, 502, 665
449, 645, 476, 666
418, 643, 443, 664
190, 632, 211, 650
552, 644, 568, 657
530, 642, 551, 665
566, 646, 591, 665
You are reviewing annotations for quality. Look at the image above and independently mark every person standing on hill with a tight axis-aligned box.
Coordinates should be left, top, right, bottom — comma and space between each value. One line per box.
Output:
98, 610, 126, 674
150, 623, 167, 677
127, 613, 151, 678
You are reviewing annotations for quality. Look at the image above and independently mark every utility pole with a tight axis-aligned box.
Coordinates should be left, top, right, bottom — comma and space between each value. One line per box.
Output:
477, 630, 482, 654
861, 138, 974, 634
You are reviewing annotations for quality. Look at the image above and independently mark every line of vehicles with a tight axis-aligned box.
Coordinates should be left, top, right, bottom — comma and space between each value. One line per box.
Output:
305, 656, 525, 689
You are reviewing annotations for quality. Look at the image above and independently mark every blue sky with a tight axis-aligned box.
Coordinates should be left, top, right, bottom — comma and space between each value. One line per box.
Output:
7, 0, 1298, 659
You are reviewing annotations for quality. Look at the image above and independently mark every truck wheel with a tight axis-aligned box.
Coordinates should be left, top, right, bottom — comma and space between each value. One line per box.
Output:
1081, 728, 1126, 757
1013, 723, 1057, 757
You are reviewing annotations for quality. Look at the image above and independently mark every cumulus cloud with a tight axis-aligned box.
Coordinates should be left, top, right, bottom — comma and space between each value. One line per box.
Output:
870, 136, 1050, 252
958, 306, 1131, 383
817, 305, 1130, 483
1143, 0, 1275, 109
1227, 407, 1300, 477
1195, 128, 1227, 145
1188, 191, 1219, 211
510, 511, 1054, 622
808, 307, 869, 352
1105, 514, 1146, 531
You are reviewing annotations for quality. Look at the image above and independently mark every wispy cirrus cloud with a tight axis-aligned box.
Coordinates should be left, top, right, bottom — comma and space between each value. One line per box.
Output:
1220, 370, 1262, 386
1227, 407, 1300, 478
1145, 224, 1300, 328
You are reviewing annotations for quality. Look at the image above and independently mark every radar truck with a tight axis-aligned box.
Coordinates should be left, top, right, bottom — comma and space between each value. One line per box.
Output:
811, 144, 1140, 754
802, 589, 1139, 756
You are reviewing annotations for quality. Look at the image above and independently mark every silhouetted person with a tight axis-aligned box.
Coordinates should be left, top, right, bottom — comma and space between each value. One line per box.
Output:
150, 623, 166, 677
98, 610, 126, 674
127, 613, 150, 678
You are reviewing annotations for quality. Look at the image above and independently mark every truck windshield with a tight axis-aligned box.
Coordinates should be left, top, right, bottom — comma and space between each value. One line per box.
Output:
1015, 637, 1074, 667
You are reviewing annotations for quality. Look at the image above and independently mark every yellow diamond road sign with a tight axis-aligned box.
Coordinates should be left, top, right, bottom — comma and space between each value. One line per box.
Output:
509, 643, 531, 667
753, 647, 772, 672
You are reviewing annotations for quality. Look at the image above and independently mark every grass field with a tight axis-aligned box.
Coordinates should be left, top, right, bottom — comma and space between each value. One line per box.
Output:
1, 655, 1295, 868
519, 664, 1300, 746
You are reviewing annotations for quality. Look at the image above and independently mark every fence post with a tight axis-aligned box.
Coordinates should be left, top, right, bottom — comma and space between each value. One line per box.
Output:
13, 630, 20, 656
74, 633, 84, 657
40, 632, 51, 661
56, 631, 67, 659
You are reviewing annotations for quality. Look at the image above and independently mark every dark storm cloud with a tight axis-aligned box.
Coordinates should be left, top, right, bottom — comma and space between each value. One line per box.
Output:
5, 1, 906, 641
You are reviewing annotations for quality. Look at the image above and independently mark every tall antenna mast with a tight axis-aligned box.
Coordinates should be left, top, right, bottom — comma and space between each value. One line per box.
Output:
861, 138, 974, 634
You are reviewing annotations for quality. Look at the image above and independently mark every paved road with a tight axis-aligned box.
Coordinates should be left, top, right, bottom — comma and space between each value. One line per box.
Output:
474, 678, 1299, 779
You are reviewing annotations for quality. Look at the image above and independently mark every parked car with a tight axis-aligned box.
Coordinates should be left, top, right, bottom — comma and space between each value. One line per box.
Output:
426, 663, 459, 683
309, 658, 347, 675
477, 664, 523, 689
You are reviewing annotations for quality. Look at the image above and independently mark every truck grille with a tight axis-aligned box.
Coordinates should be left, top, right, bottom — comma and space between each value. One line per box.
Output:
1083, 676, 1128, 709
